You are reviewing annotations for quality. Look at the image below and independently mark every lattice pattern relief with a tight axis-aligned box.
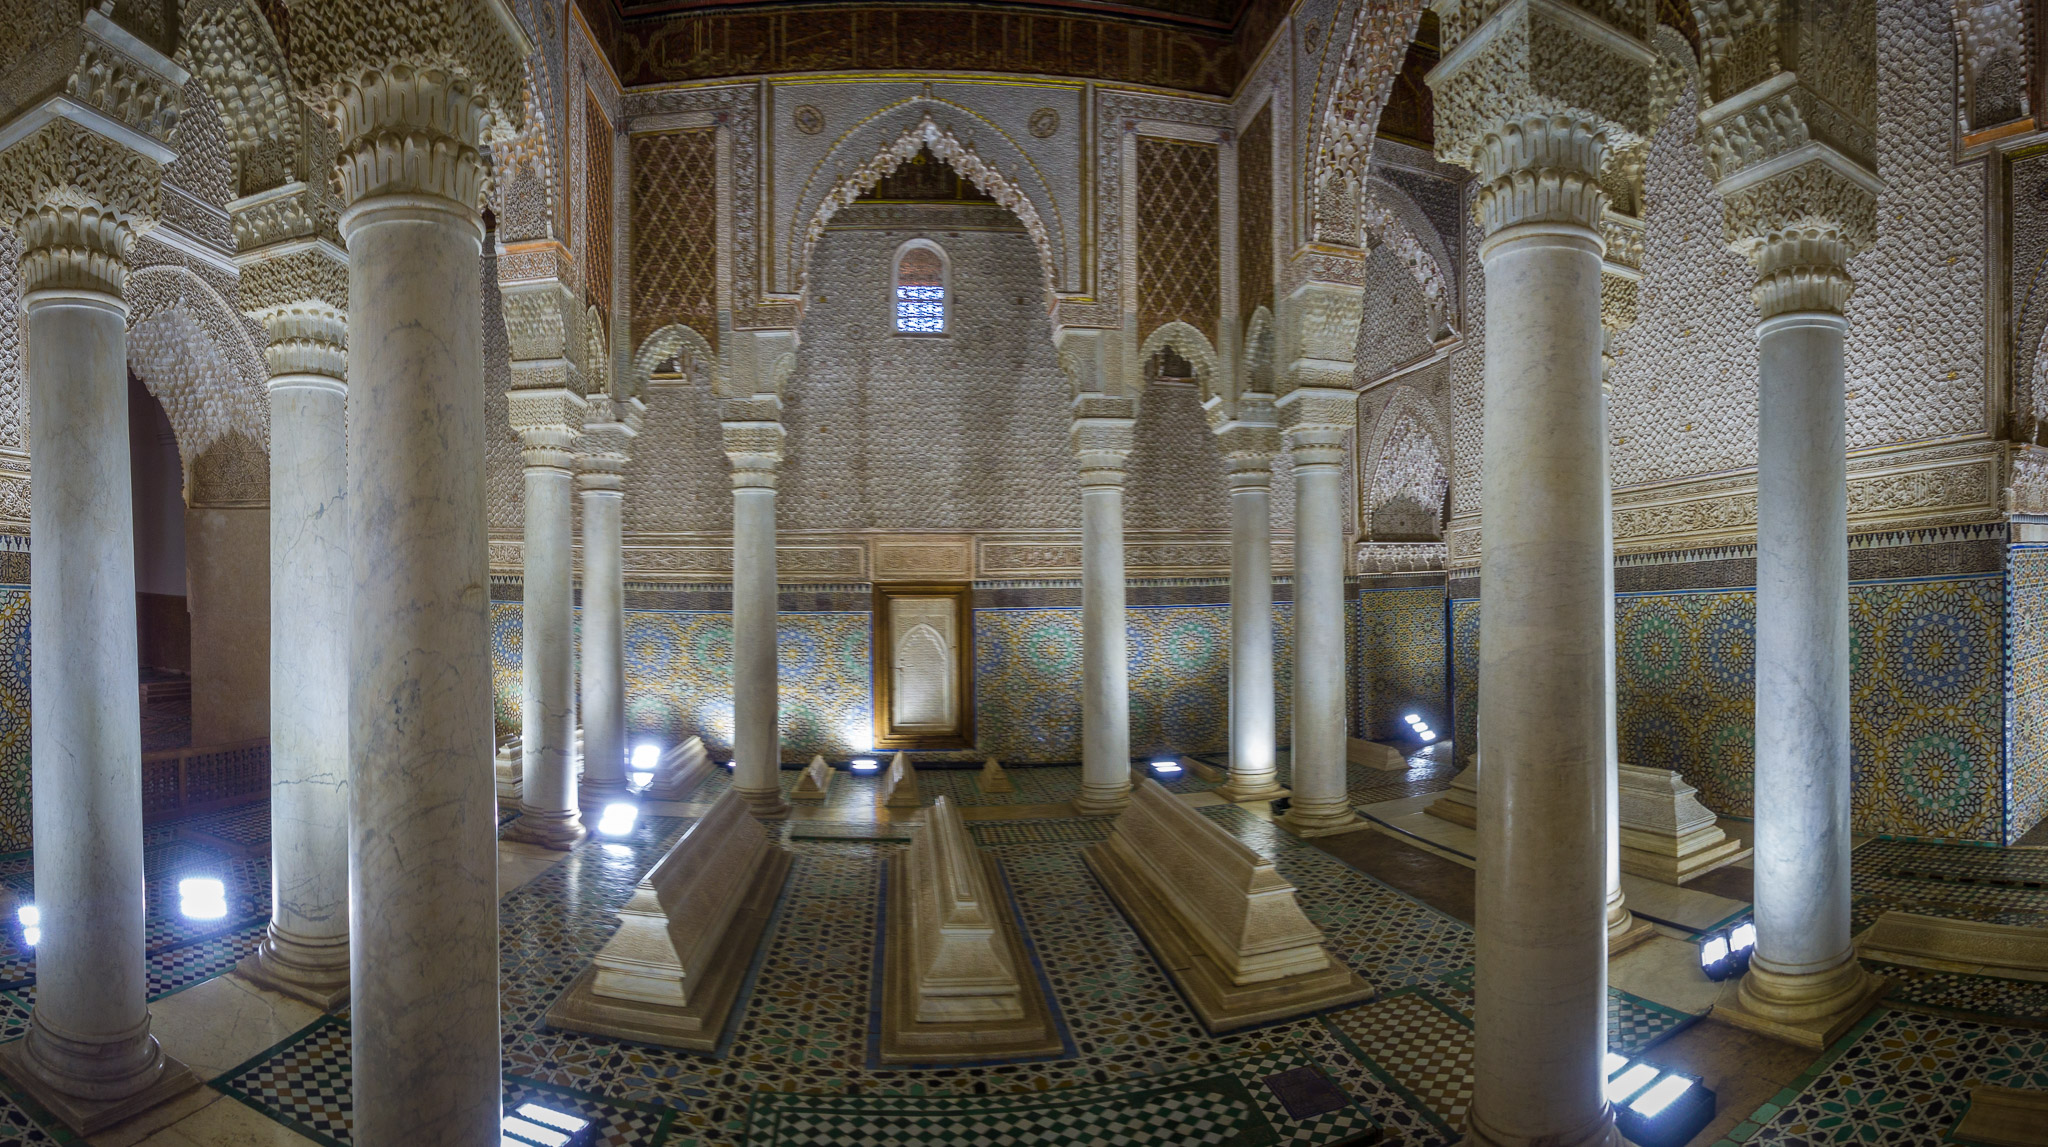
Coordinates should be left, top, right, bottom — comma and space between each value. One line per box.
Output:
630, 129, 717, 349
1236, 107, 1273, 321
1136, 137, 1219, 343
584, 91, 614, 322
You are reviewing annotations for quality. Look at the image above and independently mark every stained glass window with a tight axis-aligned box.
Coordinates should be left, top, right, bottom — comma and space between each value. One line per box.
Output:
895, 245, 946, 334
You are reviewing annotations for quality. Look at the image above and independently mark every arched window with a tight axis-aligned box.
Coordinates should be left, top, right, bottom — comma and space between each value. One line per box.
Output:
893, 241, 948, 334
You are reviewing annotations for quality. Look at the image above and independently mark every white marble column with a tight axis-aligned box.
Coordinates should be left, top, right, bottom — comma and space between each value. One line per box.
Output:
1073, 407, 1136, 815
1279, 392, 1358, 835
1216, 415, 1282, 802
504, 415, 585, 849
1737, 251, 1877, 1031
325, 75, 525, 1147
240, 288, 353, 1009
1468, 119, 1614, 1147
1685, 0, 1881, 1043
725, 414, 789, 818
0, 52, 200, 1128
577, 400, 641, 809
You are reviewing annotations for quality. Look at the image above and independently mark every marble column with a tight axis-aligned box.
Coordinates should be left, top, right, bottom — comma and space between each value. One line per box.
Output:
319, 66, 526, 1147
1073, 406, 1136, 815
1736, 243, 1879, 1033
0, 54, 199, 1128
1426, 0, 1655, 1135
577, 400, 642, 809
1469, 118, 1615, 1147
1216, 413, 1282, 802
1278, 391, 1358, 835
725, 414, 789, 818
504, 412, 585, 849
239, 281, 354, 1009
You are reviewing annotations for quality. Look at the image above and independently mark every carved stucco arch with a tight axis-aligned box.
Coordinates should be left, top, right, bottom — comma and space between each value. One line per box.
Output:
1360, 175, 1456, 338
631, 322, 724, 393
1240, 305, 1278, 397
789, 107, 1066, 310
489, 56, 562, 243
1139, 321, 1221, 408
126, 265, 268, 460
1363, 383, 1448, 538
1308, 0, 1429, 242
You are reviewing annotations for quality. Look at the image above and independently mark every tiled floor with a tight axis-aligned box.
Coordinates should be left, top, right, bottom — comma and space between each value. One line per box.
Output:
0, 760, 2037, 1145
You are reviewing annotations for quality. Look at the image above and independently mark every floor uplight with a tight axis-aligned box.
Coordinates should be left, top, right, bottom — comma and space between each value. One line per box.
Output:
17, 904, 37, 947
1606, 1062, 1659, 1105
595, 803, 638, 837
1614, 1068, 1715, 1146
850, 759, 880, 772
1150, 759, 1182, 774
503, 1100, 593, 1147
630, 743, 659, 789
179, 877, 228, 920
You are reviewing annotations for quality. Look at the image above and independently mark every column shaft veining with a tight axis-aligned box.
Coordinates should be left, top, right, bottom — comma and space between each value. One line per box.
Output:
1688, 0, 1884, 1047
1217, 411, 1282, 802
1073, 403, 1136, 815
0, 26, 201, 1130
1278, 390, 1357, 835
578, 399, 641, 808
288, 6, 535, 1131
725, 409, 789, 818
1426, 0, 1657, 1134
505, 419, 585, 849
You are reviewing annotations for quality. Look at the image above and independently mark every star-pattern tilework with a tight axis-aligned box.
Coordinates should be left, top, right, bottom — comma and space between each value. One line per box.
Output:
2007, 546, 2048, 842
1356, 587, 1448, 743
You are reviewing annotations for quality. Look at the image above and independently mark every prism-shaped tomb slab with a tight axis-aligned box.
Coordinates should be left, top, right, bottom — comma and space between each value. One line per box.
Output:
643, 735, 715, 802
1084, 779, 1370, 1031
880, 750, 922, 810
1617, 763, 1749, 884
1424, 760, 1478, 828
545, 790, 791, 1049
880, 797, 1062, 1063
977, 757, 1015, 794
792, 754, 833, 801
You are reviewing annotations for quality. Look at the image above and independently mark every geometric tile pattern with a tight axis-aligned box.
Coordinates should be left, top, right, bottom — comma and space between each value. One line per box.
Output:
749, 1045, 1372, 1146
1326, 989, 1473, 1132
1449, 598, 1477, 768
1873, 962, 2048, 1020
0, 588, 27, 852
218, 1016, 352, 1144
1457, 575, 2008, 841
1743, 1009, 2048, 1146
1354, 586, 1448, 743
2007, 546, 2048, 841
973, 605, 1304, 763
496, 604, 875, 760
1851, 838, 2048, 932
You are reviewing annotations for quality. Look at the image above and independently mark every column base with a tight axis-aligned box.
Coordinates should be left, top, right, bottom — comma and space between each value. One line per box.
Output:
235, 930, 350, 1011
577, 780, 632, 814
1279, 803, 1365, 838
235, 929, 350, 1011
1461, 1103, 1621, 1147
738, 789, 790, 820
1607, 912, 1657, 957
1713, 956, 1886, 1049
0, 1032, 198, 1136
501, 810, 587, 850
1214, 780, 1289, 804
1073, 783, 1130, 817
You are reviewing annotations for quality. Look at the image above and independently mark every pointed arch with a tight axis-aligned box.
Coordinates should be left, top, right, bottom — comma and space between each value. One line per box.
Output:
1359, 175, 1456, 338
1138, 321, 1221, 406
632, 322, 721, 392
790, 109, 1064, 308
489, 56, 562, 244
1308, 0, 1428, 243
177, 0, 296, 197
125, 265, 269, 480
1363, 383, 1448, 541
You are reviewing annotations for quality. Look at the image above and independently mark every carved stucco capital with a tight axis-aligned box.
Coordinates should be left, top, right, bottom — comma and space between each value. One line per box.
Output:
577, 396, 643, 495
1071, 411, 1136, 488
1427, 0, 1657, 237
1216, 419, 1281, 488
283, 0, 532, 213
722, 419, 785, 490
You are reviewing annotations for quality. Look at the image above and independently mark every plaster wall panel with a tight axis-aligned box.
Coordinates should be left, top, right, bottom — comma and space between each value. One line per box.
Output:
625, 381, 736, 536
1127, 379, 1227, 533
779, 223, 1078, 533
